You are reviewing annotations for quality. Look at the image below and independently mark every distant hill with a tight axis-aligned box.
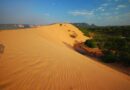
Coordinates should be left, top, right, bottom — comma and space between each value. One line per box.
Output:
0, 24, 36, 30
72, 23, 97, 28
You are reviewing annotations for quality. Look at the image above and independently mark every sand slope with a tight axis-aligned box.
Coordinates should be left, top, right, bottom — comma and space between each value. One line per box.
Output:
0, 24, 130, 90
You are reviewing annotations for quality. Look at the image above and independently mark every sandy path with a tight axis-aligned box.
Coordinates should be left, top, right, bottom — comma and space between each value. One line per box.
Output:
0, 24, 130, 90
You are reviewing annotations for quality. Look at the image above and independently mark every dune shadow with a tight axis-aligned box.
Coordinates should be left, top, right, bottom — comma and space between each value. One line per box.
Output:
62, 41, 87, 55
63, 41, 102, 58
74, 44, 87, 55
62, 42, 74, 50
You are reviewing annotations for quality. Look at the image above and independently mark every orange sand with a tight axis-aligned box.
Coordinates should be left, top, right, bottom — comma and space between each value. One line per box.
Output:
0, 24, 130, 90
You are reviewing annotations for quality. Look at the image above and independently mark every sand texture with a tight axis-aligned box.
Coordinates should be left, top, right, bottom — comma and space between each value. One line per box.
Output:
0, 24, 130, 90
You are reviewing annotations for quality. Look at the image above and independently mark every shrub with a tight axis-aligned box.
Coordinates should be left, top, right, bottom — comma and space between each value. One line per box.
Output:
59, 24, 62, 26
119, 52, 130, 66
84, 39, 97, 48
101, 51, 117, 63
70, 32, 78, 38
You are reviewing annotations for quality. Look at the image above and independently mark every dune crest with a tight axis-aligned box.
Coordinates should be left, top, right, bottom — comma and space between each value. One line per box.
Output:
0, 23, 130, 90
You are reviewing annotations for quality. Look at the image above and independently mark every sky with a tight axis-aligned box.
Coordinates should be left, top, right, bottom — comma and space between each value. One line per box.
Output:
0, 0, 130, 26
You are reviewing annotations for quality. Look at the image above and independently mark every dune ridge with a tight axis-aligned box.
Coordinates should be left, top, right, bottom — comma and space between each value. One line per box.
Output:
0, 23, 130, 90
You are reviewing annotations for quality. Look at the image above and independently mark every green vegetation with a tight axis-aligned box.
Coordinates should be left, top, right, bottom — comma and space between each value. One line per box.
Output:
85, 39, 97, 48
101, 51, 117, 63
73, 23, 130, 66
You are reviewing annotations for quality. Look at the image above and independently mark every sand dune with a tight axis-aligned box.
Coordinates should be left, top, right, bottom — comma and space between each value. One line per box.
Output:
0, 23, 130, 90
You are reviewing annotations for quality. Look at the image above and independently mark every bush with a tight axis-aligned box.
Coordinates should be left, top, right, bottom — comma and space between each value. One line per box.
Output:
119, 52, 130, 66
85, 39, 97, 48
101, 51, 117, 63
59, 24, 62, 26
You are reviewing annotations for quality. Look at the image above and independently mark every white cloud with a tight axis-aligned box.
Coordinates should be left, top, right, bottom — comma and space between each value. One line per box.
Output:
101, 3, 109, 7
98, 12, 130, 25
118, 5, 127, 8
95, 3, 110, 12
69, 10, 94, 16
116, 4, 127, 10
68, 1, 130, 26
96, 7, 105, 11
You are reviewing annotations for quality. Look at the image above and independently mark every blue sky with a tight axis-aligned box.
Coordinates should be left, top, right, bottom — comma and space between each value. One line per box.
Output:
0, 0, 130, 25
